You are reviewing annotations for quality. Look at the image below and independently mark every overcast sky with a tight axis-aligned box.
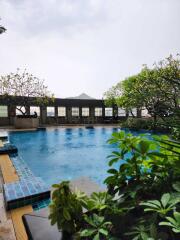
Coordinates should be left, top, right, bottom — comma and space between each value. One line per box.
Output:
0, 0, 180, 99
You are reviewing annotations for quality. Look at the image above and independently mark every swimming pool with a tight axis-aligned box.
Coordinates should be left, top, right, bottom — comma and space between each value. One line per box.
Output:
8, 127, 151, 187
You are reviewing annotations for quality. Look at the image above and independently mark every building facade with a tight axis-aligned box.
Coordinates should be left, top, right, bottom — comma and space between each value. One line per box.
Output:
0, 96, 141, 126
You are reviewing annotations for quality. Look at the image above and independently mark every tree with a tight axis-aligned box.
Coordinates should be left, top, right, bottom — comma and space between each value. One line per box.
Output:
0, 25, 6, 34
0, 18, 6, 34
0, 68, 54, 115
104, 54, 180, 124
104, 83, 122, 106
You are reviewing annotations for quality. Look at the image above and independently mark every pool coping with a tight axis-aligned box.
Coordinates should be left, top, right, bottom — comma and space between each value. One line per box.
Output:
0, 123, 120, 131
0, 139, 32, 240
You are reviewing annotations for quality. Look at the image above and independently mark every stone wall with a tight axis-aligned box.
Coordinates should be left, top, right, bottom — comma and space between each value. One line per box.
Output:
14, 117, 39, 129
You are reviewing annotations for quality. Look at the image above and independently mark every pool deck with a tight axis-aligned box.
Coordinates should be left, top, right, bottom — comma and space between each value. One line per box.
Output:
10, 206, 33, 240
0, 154, 19, 183
0, 140, 33, 240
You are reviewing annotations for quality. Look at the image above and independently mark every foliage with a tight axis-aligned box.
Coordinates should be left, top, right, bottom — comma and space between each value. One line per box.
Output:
105, 131, 167, 199
50, 131, 180, 239
159, 212, 180, 233
104, 83, 122, 107
85, 191, 113, 212
49, 181, 86, 234
104, 54, 180, 128
0, 68, 54, 114
121, 118, 156, 130
80, 214, 112, 240
124, 223, 150, 240
140, 193, 180, 215
0, 25, 6, 34
121, 117, 180, 139
104, 131, 180, 239
0, 18, 6, 34
49, 182, 114, 238
172, 127, 180, 140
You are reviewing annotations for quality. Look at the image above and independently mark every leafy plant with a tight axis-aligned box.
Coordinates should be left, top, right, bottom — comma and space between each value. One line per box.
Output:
124, 224, 150, 240
103, 130, 180, 239
140, 193, 179, 216
104, 131, 161, 198
86, 191, 113, 212
121, 118, 155, 130
80, 214, 112, 240
159, 212, 180, 233
173, 182, 180, 193
49, 181, 86, 234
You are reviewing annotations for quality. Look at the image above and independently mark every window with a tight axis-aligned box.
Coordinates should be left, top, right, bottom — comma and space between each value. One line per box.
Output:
129, 108, 137, 117
16, 106, 26, 115
47, 107, 55, 117
105, 108, 113, 117
72, 107, 79, 117
95, 108, 102, 117
30, 106, 40, 116
82, 107, 89, 117
58, 107, 66, 117
0, 106, 8, 117
118, 108, 126, 116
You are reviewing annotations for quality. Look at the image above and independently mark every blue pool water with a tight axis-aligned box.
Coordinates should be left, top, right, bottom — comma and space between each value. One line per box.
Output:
8, 127, 151, 187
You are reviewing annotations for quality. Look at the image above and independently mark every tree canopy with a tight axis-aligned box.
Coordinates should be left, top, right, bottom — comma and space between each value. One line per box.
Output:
104, 54, 180, 120
0, 69, 54, 114
0, 18, 6, 34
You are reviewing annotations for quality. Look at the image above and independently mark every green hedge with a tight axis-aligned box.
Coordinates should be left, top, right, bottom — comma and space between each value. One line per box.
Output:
120, 117, 168, 131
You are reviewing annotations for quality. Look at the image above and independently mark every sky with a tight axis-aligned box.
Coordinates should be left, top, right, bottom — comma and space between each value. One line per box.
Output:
0, 0, 180, 99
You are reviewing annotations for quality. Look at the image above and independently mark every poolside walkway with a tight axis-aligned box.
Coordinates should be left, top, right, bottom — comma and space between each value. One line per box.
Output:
0, 140, 33, 240
0, 168, 16, 240
10, 206, 33, 240
0, 154, 19, 184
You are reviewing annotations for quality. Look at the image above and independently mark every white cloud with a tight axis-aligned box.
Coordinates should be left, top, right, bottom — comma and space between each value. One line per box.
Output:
0, 0, 180, 98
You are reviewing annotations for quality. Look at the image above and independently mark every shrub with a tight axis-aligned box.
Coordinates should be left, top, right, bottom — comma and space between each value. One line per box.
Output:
121, 117, 171, 132
121, 118, 154, 130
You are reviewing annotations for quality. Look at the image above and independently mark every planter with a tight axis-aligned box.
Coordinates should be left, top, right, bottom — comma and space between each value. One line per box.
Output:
14, 117, 39, 129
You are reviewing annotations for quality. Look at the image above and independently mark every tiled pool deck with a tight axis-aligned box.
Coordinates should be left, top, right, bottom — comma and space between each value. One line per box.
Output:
32, 199, 51, 211
3, 152, 50, 210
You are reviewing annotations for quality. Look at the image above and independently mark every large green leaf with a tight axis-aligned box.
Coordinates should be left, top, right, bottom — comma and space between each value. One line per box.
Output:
140, 200, 161, 208
93, 233, 100, 240
84, 215, 97, 227
161, 193, 171, 208
63, 208, 71, 221
174, 212, 180, 223
173, 182, 180, 192
52, 183, 60, 188
99, 228, 108, 236
109, 157, 120, 166
139, 140, 150, 154
107, 168, 118, 174
80, 229, 96, 237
